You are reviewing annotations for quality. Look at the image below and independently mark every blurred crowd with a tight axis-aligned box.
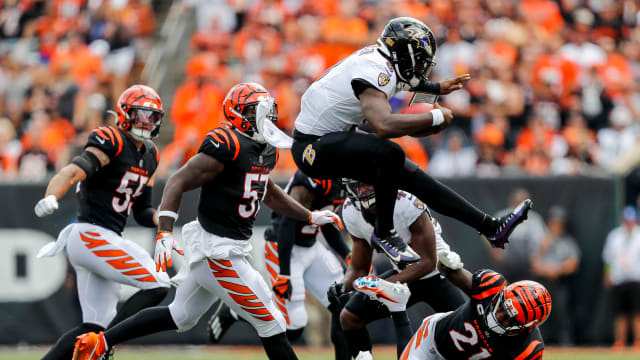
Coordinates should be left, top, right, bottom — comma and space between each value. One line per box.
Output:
0, 0, 155, 181
3, 0, 640, 181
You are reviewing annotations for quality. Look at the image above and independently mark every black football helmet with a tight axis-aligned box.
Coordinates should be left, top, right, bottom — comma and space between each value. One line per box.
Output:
342, 178, 376, 211
377, 17, 437, 89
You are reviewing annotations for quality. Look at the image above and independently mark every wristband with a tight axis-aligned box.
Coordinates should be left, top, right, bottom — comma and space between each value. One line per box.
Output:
430, 109, 444, 127
158, 210, 179, 220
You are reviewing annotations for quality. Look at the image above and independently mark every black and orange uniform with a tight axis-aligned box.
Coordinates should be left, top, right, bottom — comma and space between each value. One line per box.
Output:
265, 171, 348, 275
197, 127, 278, 239
77, 125, 159, 234
434, 270, 544, 360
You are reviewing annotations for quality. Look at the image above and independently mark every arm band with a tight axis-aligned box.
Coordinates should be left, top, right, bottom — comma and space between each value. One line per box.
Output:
415, 80, 441, 94
132, 186, 156, 227
71, 151, 101, 178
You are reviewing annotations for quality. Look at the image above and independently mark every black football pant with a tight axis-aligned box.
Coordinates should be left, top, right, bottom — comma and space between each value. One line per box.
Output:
292, 130, 493, 237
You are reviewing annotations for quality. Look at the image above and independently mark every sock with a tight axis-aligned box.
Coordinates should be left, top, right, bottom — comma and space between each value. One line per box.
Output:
330, 311, 351, 360
42, 323, 104, 360
108, 287, 169, 327
344, 329, 372, 358
391, 311, 413, 358
260, 332, 298, 360
104, 307, 177, 347
400, 160, 492, 233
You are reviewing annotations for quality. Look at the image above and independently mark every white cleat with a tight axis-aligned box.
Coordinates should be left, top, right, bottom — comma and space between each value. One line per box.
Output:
355, 351, 374, 360
353, 275, 411, 312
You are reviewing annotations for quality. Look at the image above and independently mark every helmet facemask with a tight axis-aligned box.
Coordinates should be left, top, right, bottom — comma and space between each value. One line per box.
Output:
344, 179, 376, 211
123, 106, 164, 141
228, 98, 279, 144
486, 291, 534, 336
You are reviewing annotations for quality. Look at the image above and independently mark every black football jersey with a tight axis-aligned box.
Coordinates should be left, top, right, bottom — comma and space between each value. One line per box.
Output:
267, 171, 344, 247
197, 127, 278, 240
434, 270, 544, 360
76, 126, 159, 235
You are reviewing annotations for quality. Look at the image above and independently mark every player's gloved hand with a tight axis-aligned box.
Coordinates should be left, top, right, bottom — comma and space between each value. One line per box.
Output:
437, 250, 464, 270
272, 275, 292, 301
154, 231, 184, 272
309, 210, 344, 231
327, 282, 348, 310
34, 195, 58, 218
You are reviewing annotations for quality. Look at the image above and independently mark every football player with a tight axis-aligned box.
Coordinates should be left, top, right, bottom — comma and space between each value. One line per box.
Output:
328, 180, 466, 359
399, 249, 550, 360
207, 170, 351, 360
72, 83, 343, 360
34, 85, 170, 360
291, 16, 532, 265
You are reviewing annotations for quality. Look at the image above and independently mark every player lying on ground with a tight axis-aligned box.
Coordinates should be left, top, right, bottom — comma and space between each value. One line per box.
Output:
208, 170, 351, 360
72, 83, 343, 360
34, 85, 170, 360
291, 16, 531, 266
328, 180, 466, 359
396, 249, 551, 360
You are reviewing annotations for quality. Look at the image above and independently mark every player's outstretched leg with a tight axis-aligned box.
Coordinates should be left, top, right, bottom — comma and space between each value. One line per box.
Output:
260, 333, 298, 360
108, 287, 169, 327
400, 160, 532, 248
42, 323, 104, 360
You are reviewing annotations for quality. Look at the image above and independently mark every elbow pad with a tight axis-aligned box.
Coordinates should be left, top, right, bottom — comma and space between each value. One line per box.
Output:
71, 151, 101, 178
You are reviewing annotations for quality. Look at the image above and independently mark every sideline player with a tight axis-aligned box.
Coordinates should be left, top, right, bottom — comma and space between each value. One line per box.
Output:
72, 83, 343, 360
208, 170, 351, 360
329, 180, 466, 359
398, 249, 551, 359
34, 85, 170, 360
291, 16, 531, 265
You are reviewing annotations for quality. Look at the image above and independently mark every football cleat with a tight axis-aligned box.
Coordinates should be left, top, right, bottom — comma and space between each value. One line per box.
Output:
371, 229, 420, 265
73, 331, 107, 360
207, 300, 236, 343
483, 199, 533, 249
354, 275, 411, 312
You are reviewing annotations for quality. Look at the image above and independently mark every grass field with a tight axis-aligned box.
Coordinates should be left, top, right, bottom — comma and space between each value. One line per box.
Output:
2, 346, 640, 360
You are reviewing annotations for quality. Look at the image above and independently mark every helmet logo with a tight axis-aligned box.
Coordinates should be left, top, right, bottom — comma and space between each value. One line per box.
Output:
407, 26, 433, 57
303, 144, 316, 166
378, 72, 390, 86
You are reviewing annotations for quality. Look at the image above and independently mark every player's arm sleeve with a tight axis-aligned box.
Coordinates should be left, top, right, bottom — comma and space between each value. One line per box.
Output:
198, 128, 239, 163
351, 59, 395, 99
132, 185, 156, 227
321, 224, 351, 260
469, 269, 506, 301
276, 216, 296, 276
513, 339, 544, 360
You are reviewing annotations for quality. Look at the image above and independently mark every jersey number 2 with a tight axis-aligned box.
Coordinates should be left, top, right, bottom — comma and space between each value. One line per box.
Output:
239, 173, 269, 218
112, 171, 149, 214
449, 322, 492, 360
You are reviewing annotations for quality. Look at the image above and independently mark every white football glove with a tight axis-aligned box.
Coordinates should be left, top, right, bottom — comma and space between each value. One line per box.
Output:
34, 195, 59, 218
437, 250, 464, 270
309, 210, 344, 231
154, 232, 184, 272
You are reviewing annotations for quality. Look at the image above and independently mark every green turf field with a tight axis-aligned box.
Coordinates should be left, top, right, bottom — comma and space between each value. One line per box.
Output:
2, 346, 639, 360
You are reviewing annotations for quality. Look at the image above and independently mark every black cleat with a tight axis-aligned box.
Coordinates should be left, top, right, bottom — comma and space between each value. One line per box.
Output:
483, 199, 533, 249
371, 229, 420, 265
207, 300, 236, 343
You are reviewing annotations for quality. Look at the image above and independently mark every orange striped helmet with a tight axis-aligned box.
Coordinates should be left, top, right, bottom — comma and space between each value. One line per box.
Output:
488, 280, 552, 335
222, 82, 278, 140
116, 85, 164, 141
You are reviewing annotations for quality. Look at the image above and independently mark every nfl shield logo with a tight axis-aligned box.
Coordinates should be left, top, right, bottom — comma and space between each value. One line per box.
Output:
259, 155, 263, 164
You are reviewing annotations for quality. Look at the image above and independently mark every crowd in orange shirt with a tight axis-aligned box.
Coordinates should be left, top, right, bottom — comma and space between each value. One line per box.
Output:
2, 0, 640, 181
0, 0, 155, 180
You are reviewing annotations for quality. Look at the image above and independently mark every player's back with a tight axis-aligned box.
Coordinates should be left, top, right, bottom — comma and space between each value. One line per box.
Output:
197, 127, 278, 240
295, 45, 400, 136
77, 126, 159, 235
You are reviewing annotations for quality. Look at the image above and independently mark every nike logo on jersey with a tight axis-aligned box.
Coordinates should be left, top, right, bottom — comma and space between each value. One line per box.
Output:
96, 136, 106, 144
209, 139, 220, 148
